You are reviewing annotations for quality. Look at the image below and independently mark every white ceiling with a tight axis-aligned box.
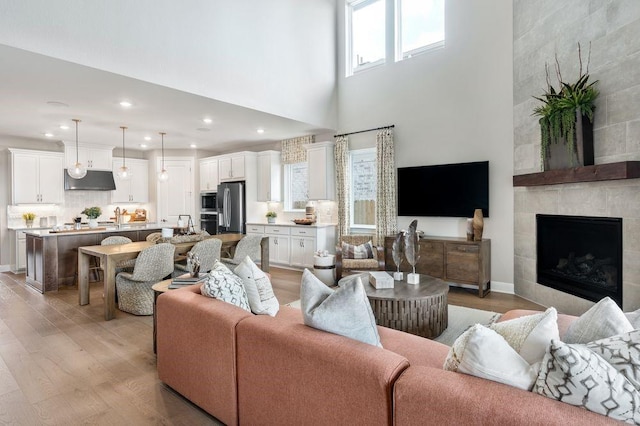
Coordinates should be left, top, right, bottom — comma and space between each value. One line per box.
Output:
0, 44, 333, 154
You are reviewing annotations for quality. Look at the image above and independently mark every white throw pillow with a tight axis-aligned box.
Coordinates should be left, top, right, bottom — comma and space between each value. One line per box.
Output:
201, 260, 251, 312
444, 324, 537, 391
300, 269, 381, 347
535, 339, 640, 423
625, 308, 640, 329
489, 307, 559, 365
234, 255, 279, 316
564, 297, 633, 344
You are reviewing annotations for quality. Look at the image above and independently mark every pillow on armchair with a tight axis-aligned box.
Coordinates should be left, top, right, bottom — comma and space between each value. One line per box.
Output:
341, 241, 375, 259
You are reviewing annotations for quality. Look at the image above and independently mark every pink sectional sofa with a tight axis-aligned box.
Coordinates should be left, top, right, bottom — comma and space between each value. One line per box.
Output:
156, 288, 614, 425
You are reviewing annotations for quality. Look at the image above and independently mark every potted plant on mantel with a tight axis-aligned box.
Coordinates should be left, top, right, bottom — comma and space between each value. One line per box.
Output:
81, 206, 102, 228
533, 43, 599, 171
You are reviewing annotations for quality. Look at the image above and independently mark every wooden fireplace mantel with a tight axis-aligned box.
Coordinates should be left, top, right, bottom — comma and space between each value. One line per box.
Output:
513, 161, 640, 187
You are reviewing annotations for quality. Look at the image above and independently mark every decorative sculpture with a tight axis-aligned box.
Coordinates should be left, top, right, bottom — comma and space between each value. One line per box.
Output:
190, 253, 201, 277
404, 220, 421, 284
392, 231, 405, 281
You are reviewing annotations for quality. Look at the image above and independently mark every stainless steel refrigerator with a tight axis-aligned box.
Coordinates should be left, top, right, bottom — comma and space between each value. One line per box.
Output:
217, 182, 245, 234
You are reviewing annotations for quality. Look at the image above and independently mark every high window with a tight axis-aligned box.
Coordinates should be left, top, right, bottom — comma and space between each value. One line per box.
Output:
346, 0, 445, 76
350, 148, 377, 228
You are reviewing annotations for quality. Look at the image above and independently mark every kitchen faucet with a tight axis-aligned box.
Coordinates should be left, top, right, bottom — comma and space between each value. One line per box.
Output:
114, 207, 121, 227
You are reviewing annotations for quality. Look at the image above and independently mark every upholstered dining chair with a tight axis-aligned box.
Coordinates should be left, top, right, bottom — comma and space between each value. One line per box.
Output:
101, 235, 136, 273
173, 238, 222, 277
115, 243, 176, 315
220, 234, 263, 268
146, 232, 163, 243
335, 235, 385, 282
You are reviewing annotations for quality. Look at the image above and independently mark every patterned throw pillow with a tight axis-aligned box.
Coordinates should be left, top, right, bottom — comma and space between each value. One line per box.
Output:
535, 339, 640, 423
563, 297, 633, 344
201, 260, 251, 312
234, 255, 279, 316
443, 324, 538, 391
300, 269, 381, 347
587, 330, 640, 392
341, 241, 374, 259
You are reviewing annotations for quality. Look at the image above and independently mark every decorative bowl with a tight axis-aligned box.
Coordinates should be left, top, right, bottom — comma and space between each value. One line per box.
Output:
292, 218, 316, 225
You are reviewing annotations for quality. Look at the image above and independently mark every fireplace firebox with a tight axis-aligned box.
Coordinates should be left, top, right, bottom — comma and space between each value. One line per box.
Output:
536, 214, 622, 306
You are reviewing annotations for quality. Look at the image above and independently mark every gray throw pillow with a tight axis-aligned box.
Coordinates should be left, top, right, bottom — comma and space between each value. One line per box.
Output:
563, 297, 633, 344
300, 269, 381, 347
201, 260, 251, 312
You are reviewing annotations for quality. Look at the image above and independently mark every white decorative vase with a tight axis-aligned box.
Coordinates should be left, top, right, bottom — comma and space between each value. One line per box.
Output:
407, 273, 420, 284
393, 271, 404, 281
88, 218, 98, 228
267, 217, 275, 224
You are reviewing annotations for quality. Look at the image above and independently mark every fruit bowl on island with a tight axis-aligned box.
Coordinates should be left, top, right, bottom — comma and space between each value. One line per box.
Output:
292, 218, 316, 225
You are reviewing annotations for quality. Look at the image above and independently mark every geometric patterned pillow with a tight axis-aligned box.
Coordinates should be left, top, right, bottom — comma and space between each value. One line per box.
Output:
587, 330, 640, 392
201, 260, 251, 312
341, 241, 374, 259
534, 339, 640, 423
234, 255, 279, 316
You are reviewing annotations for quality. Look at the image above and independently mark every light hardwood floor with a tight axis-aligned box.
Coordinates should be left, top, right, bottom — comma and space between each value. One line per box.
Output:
0, 268, 542, 424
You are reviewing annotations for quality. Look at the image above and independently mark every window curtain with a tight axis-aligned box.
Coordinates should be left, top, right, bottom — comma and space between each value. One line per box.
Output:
335, 135, 350, 240
375, 128, 397, 244
281, 135, 315, 164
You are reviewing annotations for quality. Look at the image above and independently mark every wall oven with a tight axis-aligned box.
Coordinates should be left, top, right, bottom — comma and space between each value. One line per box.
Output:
200, 212, 218, 235
201, 192, 217, 212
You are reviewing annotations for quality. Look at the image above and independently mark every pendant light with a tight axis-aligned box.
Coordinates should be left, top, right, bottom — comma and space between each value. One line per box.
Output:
158, 132, 169, 182
116, 126, 131, 180
67, 119, 87, 179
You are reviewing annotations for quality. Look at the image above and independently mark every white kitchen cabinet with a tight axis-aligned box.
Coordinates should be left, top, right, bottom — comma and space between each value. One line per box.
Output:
111, 158, 149, 203
10, 230, 27, 272
257, 151, 281, 202
9, 149, 65, 204
199, 157, 219, 192
219, 154, 246, 181
290, 236, 316, 268
246, 224, 265, 261
305, 141, 335, 200
265, 225, 290, 264
64, 142, 113, 170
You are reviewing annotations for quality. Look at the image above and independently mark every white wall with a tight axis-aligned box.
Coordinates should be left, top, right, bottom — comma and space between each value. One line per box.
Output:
0, 0, 337, 129
337, 0, 514, 287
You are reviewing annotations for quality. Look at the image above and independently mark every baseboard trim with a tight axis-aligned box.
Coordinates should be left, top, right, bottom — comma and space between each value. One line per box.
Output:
491, 281, 514, 294
0, 265, 11, 272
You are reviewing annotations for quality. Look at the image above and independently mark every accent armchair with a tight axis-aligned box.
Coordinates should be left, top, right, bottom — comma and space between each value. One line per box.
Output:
173, 238, 222, 277
335, 235, 385, 282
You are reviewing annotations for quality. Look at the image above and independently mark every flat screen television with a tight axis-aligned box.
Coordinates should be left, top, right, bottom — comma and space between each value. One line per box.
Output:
397, 161, 489, 218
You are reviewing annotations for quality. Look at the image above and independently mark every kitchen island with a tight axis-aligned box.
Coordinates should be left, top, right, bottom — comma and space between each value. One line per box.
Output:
24, 224, 165, 293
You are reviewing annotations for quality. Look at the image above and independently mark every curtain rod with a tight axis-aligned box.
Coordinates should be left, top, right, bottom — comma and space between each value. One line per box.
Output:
333, 124, 394, 138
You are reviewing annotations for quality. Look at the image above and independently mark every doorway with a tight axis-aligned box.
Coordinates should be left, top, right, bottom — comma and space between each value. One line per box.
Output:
156, 158, 196, 228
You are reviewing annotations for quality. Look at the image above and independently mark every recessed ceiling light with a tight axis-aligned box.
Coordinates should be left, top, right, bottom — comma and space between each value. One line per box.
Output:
196, 127, 211, 132
144, 136, 151, 141
190, 143, 197, 148
44, 133, 54, 137
59, 125, 69, 130
139, 143, 148, 148
257, 128, 265, 134
202, 118, 212, 124
119, 101, 132, 107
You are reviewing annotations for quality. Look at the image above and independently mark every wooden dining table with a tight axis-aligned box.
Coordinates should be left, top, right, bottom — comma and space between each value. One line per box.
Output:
78, 233, 269, 320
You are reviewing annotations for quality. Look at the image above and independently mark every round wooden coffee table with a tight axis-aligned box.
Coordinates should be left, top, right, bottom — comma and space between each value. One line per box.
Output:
339, 272, 448, 339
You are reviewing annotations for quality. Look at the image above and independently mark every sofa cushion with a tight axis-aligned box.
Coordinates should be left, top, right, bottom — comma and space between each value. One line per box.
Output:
564, 297, 633, 344
201, 260, 251, 312
341, 240, 374, 259
490, 307, 558, 365
300, 269, 381, 347
534, 339, 640, 423
586, 330, 640, 392
234, 255, 279, 316
443, 324, 538, 390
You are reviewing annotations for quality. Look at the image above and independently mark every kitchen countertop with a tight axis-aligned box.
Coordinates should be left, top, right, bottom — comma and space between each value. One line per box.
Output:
24, 223, 165, 237
246, 222, 337, 228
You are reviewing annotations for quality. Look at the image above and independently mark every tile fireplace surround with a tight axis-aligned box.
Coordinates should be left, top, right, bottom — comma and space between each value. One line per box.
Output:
514, 178, 640, 314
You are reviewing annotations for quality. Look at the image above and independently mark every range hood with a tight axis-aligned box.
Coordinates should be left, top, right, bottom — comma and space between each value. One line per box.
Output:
64, 169, 116, 191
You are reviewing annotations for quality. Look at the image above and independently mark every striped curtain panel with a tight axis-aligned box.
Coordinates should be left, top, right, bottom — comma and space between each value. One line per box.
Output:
334, 136, 350, 240
375, 128, 397, 245
281, 135, 315, 164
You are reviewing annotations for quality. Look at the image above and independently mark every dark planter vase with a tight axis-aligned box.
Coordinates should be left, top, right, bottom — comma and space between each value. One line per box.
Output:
543, 111, 594, 171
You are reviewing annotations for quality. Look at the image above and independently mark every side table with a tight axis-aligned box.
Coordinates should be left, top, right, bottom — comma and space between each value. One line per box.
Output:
152, 279, 172, 354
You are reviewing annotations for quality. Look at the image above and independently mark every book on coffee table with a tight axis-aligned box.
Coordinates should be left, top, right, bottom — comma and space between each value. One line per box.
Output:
169, 274, 207, 288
